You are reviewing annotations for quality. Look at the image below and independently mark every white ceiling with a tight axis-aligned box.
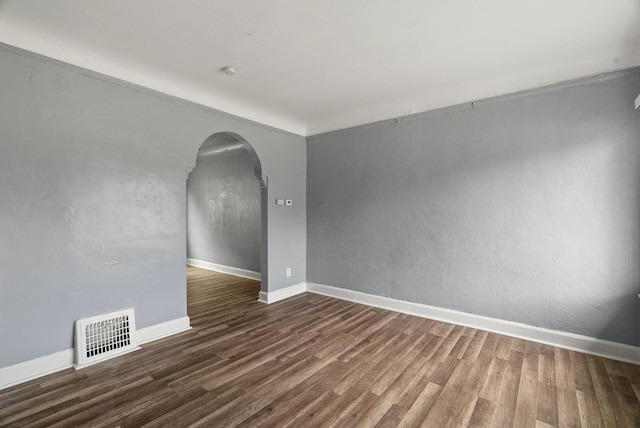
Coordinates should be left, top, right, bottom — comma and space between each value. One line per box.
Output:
1, 0, 639, 136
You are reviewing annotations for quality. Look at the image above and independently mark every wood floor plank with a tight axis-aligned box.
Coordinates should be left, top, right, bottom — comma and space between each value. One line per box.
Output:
476, 332, 500, 361
587, 355, 629, 428
397, 381, 441, 427
370, 332, 431, 396
461, 329, 488, 362
576, 389, 604, 428
328, 391, 380, 428
557, 388, 583, 428
571, 351, 595, 393
495, 336, 514, 360
536, 382, 558, 427
1, 266, 639, 427
448, 334, 472, 359
555, 347, 576, 391
430, 324, 465, 361
393, 358, 437, 410
538, 345, 557, 387
374, 404, 407, 428
513, 352, 540, 428
489, 350, 524, 427
280, 390, 342, 428
373, 342, 432, 404
632, 382, 640, 404
196, 355, 335, 427
118, 387, 208, 427
443, 389, 479, 428
468, 397, 495, 427
356, 396, 395, 428
235, 360, 352, 427
479, 357, 508, 403
608, 373, 640, 426
289, 388, 361, 427
421, 359, 472, 427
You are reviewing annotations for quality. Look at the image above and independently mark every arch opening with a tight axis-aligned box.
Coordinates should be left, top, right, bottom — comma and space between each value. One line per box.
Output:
187, 132, 268, 294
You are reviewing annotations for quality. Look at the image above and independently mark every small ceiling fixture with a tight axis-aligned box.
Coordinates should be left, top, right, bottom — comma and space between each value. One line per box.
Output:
221, 66, 236, 76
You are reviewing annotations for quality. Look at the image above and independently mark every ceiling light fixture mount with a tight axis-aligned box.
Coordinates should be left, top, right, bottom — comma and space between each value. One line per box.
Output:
221, 66, 237, 76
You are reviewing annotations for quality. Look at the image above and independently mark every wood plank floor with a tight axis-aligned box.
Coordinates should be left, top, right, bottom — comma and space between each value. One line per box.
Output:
1, 266, 639, 427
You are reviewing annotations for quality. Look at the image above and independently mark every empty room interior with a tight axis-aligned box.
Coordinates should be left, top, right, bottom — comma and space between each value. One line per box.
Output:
1, 1, 640, 427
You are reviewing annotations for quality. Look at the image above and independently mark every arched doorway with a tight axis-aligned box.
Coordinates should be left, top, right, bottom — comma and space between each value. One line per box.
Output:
186, 132, 268, 294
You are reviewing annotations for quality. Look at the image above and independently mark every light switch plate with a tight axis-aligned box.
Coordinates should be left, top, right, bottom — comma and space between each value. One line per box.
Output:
276, 198, 285, 206
285, 199, 293, 206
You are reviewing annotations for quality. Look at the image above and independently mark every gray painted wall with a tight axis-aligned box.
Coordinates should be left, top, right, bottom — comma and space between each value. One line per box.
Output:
0, 44, 306, 368
187, 136, 261, 272
307, 69, 640, 347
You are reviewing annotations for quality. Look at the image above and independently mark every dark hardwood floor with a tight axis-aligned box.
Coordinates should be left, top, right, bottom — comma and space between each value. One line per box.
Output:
1, 266, 639, 427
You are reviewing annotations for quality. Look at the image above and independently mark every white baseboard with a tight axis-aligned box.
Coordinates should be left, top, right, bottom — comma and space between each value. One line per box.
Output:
0, 349, 75, 391
137, 316, 191, 344
187, 258, 261, 281
306, 282, 640, 365
0, 316, 191, 390
258, 282, 307, 304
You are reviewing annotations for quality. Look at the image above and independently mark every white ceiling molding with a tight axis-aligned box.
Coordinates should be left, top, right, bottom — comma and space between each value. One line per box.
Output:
0, 0, 639, 136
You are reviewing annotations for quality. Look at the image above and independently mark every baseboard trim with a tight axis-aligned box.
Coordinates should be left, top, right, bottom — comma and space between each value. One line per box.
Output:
187, 258, 261, 281
0, 316, 192, 390
258, 282, 307, 304
0, 349, 74, 391
137, 316, 192, 344
306, 282, 640, 365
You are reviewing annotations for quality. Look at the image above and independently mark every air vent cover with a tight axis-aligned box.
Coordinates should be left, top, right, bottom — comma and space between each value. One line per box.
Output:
74, 309, 140, 369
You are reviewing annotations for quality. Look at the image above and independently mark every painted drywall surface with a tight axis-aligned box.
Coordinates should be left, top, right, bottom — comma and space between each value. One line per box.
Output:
307, 70, 640, 347
0, 45, 306, 368
187, 139, 261, 272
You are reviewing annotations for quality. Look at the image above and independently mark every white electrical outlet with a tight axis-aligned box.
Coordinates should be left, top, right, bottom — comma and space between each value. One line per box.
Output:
286, 267, 291, 277
285, 199, 293, 206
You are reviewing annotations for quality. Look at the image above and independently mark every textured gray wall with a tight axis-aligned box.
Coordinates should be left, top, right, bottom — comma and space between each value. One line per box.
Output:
308, 69, 640, 346
0, 44, 306, 368
187, 137, 261, 272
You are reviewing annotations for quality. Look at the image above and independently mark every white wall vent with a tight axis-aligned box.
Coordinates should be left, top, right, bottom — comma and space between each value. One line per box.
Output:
74, 308, 140, 369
